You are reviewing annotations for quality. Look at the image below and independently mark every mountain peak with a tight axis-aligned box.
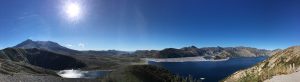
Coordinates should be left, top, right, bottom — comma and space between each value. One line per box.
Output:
24, 39, 33, 42
14, 39, 79, 55
23, 39, 34, 44
14, 39, 35, 48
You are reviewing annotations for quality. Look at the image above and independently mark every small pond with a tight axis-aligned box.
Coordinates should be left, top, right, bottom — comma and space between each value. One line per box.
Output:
57, 69, 112, 78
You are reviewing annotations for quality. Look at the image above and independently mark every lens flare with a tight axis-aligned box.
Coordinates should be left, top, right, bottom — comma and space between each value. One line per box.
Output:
65, 2, 81, 20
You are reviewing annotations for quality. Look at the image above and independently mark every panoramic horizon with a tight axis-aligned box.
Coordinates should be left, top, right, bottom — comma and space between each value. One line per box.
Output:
1, 0, 300, 82
3, 39, 281, 51
1, 0, 299, 51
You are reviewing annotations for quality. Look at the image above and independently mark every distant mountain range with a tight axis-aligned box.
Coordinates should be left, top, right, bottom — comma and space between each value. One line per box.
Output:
0, 39, 289, 82
2, 39, 136, 71
12, 39, 279, 58
132, 46, 279, 58
13, 39, 130, 56
0, 39, 280, 72
223, 46, 300, 82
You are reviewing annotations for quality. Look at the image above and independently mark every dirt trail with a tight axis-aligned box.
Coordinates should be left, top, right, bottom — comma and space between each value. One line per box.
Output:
264, 70, 300, 82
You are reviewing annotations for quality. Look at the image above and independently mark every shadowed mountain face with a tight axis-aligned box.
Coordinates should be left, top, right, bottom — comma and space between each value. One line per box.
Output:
7, 40, 137, 70
223, 46, 300, 82
14, 39, 80, 55
14, 39, 130, 56
0, 48, 86, 70
0, 59, 56, 75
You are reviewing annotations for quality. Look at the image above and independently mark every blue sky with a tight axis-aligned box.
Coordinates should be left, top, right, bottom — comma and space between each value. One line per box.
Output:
0, 0, 299, 51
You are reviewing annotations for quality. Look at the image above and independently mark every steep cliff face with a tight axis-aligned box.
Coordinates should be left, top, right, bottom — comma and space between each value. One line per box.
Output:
0, 48, 86, 70
223, 46, 300, 82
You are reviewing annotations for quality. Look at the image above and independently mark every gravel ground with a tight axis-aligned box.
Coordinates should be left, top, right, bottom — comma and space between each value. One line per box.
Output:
264, 70, 300, 82
0, 74, 100, 82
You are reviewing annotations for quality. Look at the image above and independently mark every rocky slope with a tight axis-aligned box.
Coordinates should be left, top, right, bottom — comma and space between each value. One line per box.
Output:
222, 46, 300, 82
134, 46, 272, 58
0, 59, 55, 75
0, 60, 99, 82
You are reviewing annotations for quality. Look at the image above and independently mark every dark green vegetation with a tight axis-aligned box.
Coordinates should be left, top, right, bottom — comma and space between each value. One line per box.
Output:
101, 65, 203, 82
223, 46, 300, 82
72, 54, 140, 70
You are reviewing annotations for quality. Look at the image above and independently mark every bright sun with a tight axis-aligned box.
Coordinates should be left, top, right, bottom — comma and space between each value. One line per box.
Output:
65, 2, 81, 20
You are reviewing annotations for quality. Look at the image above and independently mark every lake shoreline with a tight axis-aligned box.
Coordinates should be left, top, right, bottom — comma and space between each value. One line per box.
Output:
57, 69, 112, 78
148, 56, 267, 82
143, 56, 230, 62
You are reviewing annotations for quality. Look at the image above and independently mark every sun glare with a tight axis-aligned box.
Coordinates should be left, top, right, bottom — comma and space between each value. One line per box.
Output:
65, 2, 81, 20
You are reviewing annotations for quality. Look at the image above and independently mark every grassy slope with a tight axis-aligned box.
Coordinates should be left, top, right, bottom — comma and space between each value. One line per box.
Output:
0, 59, 56, 76
223, 46, 300, 82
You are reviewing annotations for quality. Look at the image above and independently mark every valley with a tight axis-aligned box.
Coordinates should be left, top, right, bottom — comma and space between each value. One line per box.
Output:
0, 0, 298, 82
0, 39, 297, 82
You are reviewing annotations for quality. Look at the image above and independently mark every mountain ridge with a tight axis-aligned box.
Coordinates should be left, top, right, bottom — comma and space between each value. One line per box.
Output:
13, 39, 131, 56
14, 39, 80, 55
12, 39, 278, 58
0, 48, 86, 70
133, 46, 275, 58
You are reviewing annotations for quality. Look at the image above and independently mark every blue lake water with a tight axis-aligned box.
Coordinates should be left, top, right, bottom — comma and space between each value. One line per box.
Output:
149, 56, 267, 82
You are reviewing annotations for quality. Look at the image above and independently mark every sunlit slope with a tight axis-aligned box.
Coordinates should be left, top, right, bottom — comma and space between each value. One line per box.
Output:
223, 46, 300, 82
